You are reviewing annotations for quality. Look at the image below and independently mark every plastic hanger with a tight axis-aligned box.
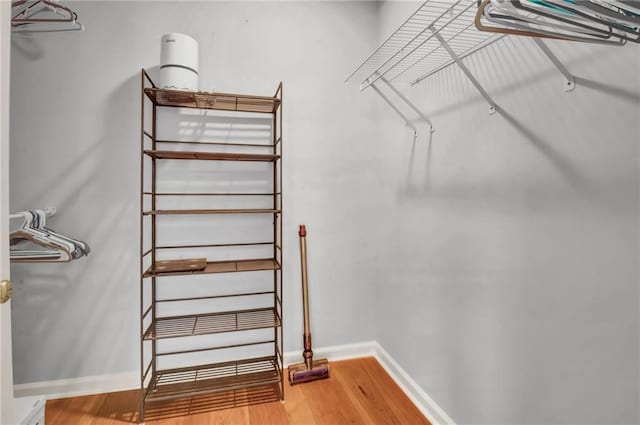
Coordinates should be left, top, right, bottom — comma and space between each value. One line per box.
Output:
488, 0, 616, 40
476, 0, 627, 45
11, 0, 84, 34
580, 1, 640, 26
10, 215, 73, 263
510, 0, 639, 43
33, 209, 89, 258
510, 0, 617, 37
540, 0, 640, 42
9, 210, 89, 262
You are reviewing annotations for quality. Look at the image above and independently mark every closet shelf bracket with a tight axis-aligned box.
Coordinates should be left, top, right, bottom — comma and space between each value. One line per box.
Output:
533, 39, 576, 92
431, 26, 497, 115
369, 74, 434, 135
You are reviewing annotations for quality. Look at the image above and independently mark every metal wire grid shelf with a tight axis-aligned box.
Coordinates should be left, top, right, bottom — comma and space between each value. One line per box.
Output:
345, 0, 502, 89
144, 307, 281, 340
146, 356, 280, 402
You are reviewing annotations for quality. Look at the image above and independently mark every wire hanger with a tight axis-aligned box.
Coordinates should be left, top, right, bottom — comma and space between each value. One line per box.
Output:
11, 0, 84, 34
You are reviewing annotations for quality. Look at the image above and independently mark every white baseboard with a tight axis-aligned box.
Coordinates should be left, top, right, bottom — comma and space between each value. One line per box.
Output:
284, 340, 377, 366
14, 371, 139, 399
13, 340, 454, 425
373, 342, 455, 425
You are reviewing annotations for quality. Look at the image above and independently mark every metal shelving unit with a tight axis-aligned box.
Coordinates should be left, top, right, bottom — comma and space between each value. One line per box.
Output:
140, 69, 284, 422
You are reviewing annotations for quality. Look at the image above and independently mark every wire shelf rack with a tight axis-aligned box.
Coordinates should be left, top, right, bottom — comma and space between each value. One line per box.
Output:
146, 356, 280, 402
144, 307, 281, 340
345, 0, 503, 88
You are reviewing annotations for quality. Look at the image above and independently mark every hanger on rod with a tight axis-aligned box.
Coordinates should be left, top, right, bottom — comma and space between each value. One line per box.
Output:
580, 1, 640, 26
10, 209, 90, 263
512, 0, 640, 43
11, 0, 84, 34
475, 0, 634, 45
484, 0, 623, 44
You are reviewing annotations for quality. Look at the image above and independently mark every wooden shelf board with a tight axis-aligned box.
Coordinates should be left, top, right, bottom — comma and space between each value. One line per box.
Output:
144, 88, 281, 113
144, 258, 280, 277
144, 150, 280, 162
145, 356, 280, 402
143, 307, 281, 341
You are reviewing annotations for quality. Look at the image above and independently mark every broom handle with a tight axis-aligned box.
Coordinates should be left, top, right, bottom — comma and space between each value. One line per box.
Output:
299, 225, 313, 369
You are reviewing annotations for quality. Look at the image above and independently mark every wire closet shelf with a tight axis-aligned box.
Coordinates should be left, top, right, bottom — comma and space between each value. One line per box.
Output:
345, 0, 503, 89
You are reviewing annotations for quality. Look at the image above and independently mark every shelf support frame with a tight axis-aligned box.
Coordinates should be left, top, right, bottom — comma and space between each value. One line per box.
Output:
431, 26, 497, 115
533, 39, 576, 92
370, 83, 418, 135
370, 75, 434, 135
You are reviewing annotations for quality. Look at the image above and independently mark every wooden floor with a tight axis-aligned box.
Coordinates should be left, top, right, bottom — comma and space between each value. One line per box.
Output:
45, 357, 431, 425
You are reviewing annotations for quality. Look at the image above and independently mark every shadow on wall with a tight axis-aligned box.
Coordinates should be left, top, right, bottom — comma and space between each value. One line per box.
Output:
377, 35, 639, 425
11, 36, 45, 61
418, 38, 640, 120
12, 71, 141, 382
396, 40, 640, 214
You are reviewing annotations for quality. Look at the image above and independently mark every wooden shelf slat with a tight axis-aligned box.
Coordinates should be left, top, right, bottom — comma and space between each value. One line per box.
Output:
144, 88, 281, 113
143, 209, 280, 216
144, 258, 280, 278
144, 150, 280, 162
145, 356, 280, 402
144, 308, 281, 341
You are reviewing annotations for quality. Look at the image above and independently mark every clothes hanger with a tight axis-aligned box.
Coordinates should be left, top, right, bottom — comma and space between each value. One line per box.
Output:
10, 221, 73, 263
510, 0, 639, 43
33, 209, 89, 258
9, 210, 87, 262
16, 211, 77, 256
476, 0, 626, 45
11, 0, 84, 34
476, 0, 611, 42
476, 0, 570, 40
12, 0, 73, 23
510, 0, 618, 37
489, 0, 616, 40
540, 0, 640, 42
580, 1, 640, 26
607, 0, 640, 16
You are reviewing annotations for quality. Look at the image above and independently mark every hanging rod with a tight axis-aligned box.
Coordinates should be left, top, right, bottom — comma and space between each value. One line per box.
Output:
10, 207, 56, 220
346, 0, 502, 89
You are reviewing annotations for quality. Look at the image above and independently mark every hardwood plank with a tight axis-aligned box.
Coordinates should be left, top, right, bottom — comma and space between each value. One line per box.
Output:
360, 357, 431, 425
45, 393, 107, 424
299, 368, 366, 424
335, 357, 422, 425
92, 390, 139, 424
283, 381, 318, 425
44, 358, 430, 425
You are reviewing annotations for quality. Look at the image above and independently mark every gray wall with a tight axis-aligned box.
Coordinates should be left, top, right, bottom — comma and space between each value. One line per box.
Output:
374, 2, 640, 424
9, 2, 640, 424
9, 1, 380, 384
